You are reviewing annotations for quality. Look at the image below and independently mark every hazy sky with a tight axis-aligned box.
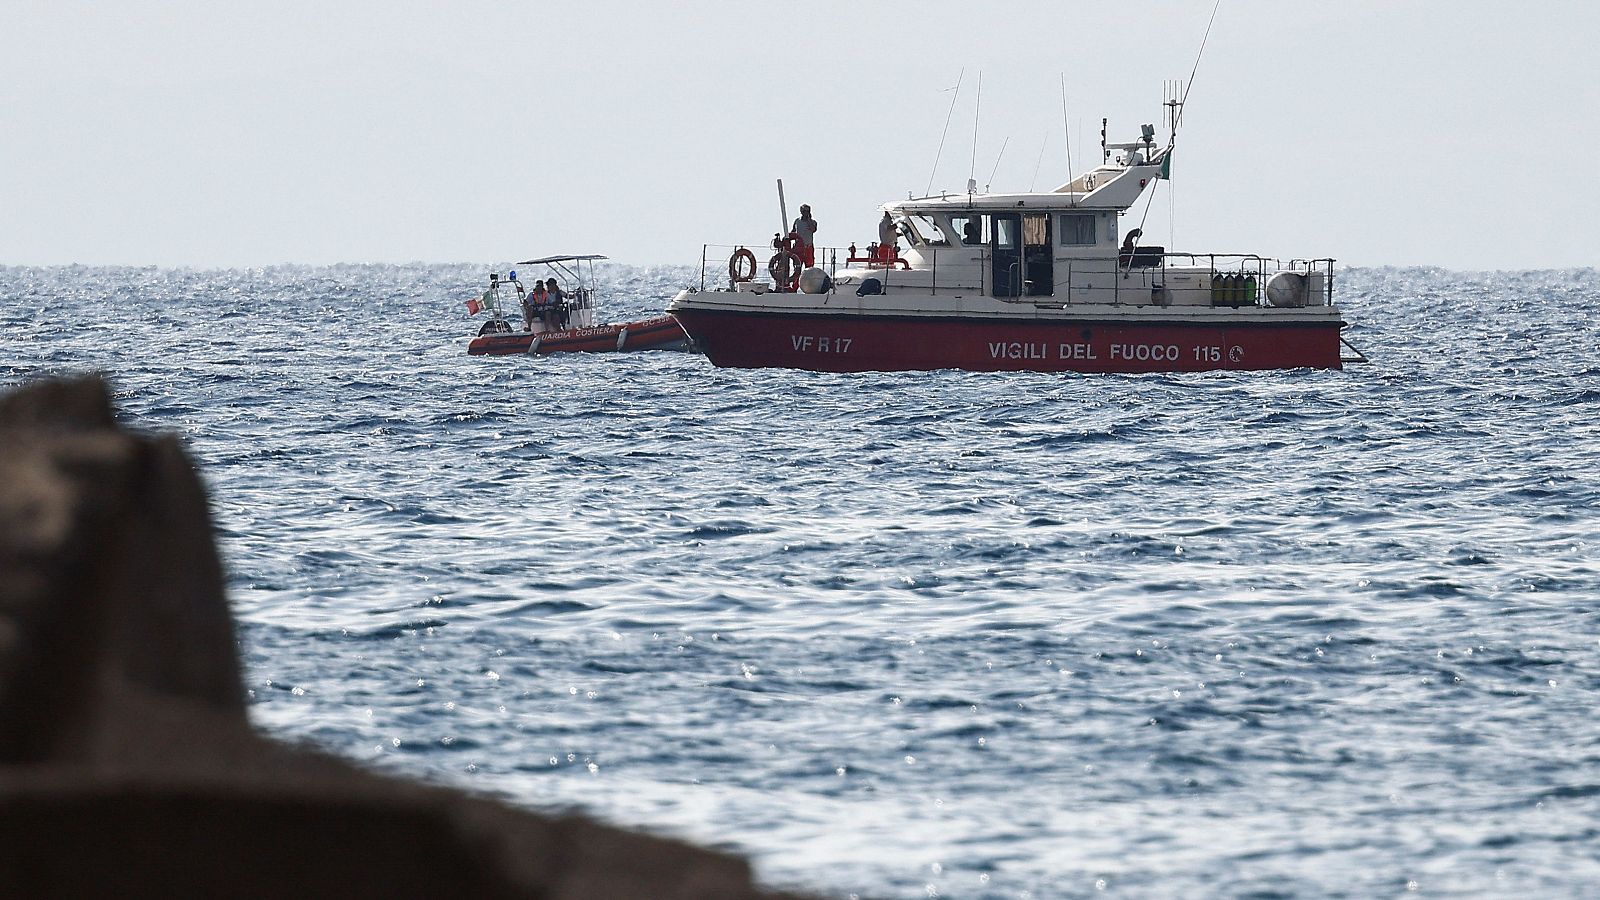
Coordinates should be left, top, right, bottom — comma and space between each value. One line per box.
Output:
4, 1, 1596, 270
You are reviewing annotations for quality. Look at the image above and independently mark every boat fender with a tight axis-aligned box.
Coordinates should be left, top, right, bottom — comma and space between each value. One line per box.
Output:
616, 328, 628, 351
856, 277, 883, 297
728, 248, 758, 283
527, 335, 541, 355
798, 266, 832, 294
1265, 271, 1308, 307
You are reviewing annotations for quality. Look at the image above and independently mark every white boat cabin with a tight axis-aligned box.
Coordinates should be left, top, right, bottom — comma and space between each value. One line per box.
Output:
703, 127, 1333, 312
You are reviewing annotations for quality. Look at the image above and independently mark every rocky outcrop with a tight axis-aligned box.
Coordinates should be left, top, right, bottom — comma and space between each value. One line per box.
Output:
0, 376, 802, 899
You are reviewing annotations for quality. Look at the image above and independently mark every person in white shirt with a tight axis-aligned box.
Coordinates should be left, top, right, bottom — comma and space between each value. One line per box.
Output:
877, 211, 897, 261
790, 204, 818, 267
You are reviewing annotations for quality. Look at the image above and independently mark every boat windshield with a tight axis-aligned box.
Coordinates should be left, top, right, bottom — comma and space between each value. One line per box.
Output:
950, 214, 984, 246
904, 214, 950, 247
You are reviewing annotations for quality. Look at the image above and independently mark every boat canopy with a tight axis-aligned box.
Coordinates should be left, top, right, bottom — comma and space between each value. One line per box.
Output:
517, 254, 609, 265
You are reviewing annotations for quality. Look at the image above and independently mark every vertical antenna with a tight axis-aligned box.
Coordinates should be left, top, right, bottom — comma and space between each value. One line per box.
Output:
1060, 73, 1075, 194
1164, 81, 1179, 247
1164, 79, 1184, 143
1101, 118, 1108, 163
925, 70, 964, 197
1029, 133, 1048, 192
986, 136, 1009, 191
969, 71, 983, 186
1174, 0, 1223, 133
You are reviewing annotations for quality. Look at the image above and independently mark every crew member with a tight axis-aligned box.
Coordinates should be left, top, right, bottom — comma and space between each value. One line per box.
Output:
545, 278, 567, 329
521, 281, 545, 332
528, 280, 553, 329
791, 204, 818, 267
878, 211, 897, 262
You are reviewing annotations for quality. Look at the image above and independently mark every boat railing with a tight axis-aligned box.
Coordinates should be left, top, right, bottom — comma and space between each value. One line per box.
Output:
697, 243, 849, 291
695, 242, 1334, 307
1023, 252, 1336, 308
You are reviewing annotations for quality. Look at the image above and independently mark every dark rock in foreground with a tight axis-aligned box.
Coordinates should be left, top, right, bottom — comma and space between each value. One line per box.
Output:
0, 376, 803, 899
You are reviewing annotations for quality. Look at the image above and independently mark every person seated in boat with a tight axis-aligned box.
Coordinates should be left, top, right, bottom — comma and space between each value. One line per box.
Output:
544, 278, 568, 329
525, 280, 549, 331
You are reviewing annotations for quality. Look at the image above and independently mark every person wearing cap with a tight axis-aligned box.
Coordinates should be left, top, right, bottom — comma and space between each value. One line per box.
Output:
791, 204, 818, 268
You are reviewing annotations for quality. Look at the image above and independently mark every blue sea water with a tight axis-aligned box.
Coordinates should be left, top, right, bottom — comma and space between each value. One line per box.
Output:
3, 262, 1599, 897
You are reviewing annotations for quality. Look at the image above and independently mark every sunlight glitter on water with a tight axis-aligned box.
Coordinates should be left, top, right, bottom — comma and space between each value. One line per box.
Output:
3, 263, 1599, 896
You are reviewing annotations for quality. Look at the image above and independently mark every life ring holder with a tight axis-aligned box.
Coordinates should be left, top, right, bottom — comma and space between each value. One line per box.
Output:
768, 250, 802, 289
728, 247, 758, 283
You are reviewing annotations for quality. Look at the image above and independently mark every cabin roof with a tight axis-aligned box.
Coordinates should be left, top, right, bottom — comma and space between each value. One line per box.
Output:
887, 193, 1098, 213
517, 254, 609, 265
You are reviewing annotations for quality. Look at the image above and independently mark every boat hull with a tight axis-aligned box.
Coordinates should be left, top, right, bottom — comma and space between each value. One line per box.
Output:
671, 308, 1343, 373
467, 315, 691, 357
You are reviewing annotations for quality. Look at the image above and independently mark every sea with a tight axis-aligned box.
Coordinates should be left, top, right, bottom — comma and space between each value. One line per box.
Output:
3, 263, 1598, 898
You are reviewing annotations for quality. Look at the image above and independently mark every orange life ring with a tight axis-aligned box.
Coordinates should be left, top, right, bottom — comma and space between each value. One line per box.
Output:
768, 250, 802, 287
728, 247, 757, 283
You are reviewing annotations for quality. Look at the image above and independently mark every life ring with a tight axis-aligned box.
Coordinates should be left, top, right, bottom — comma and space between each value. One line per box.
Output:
728, 247, 757, 283
768, 250, 802, 287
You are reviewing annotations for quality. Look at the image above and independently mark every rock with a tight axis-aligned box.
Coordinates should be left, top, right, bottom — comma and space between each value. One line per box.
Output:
0, 375, 807, 899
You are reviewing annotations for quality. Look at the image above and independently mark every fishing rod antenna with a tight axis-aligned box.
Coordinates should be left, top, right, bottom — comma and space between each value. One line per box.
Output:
1172, 0, 1223, 139
925, 69, 964, 197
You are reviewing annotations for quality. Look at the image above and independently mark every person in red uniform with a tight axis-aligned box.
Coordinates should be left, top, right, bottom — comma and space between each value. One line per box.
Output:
790, 204, 818, 268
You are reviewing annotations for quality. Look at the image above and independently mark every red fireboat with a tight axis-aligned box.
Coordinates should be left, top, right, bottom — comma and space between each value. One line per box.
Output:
670, 102, 1362, 373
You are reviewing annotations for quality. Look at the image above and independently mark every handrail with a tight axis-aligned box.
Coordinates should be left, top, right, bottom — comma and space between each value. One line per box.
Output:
692, 241, 1336, 307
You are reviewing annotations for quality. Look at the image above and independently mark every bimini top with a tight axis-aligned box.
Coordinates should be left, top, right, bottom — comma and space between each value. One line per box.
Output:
517, 254, 609, 265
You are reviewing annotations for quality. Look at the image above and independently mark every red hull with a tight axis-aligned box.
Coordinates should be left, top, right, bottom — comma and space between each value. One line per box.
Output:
468, 315, 691, 357
672, 310, 1344, 373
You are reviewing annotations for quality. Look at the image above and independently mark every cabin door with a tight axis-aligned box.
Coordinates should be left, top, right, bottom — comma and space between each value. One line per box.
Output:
989, 213, 1022, 298
1023, 213, 1053, 296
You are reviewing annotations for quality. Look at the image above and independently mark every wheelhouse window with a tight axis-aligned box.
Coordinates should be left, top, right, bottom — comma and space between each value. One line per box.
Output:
993, 216, 1019, 250
1058, 213, 1096, 246
905, 214, 950, 247
951, 214, 983, 246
